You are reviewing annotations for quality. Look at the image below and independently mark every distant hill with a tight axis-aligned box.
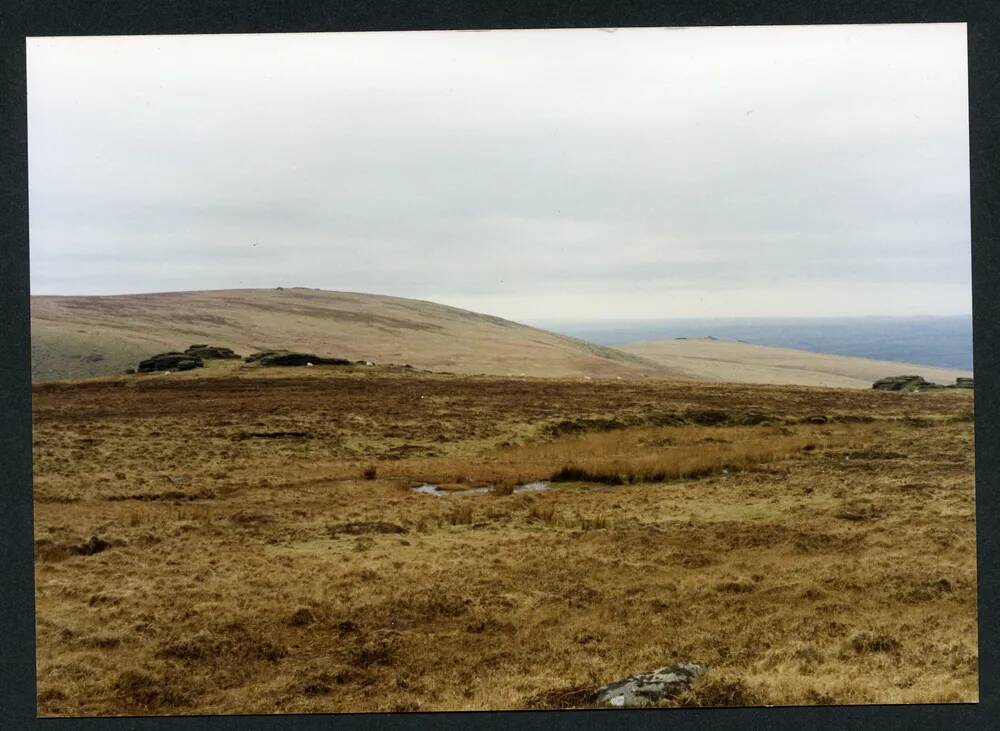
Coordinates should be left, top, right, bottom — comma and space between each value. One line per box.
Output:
30, 289, 975, 388
619, 337, 973, 389
30, 288, 669, 382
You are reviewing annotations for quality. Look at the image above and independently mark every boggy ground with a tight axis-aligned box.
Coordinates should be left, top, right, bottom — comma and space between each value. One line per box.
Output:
32, 365, 977, 715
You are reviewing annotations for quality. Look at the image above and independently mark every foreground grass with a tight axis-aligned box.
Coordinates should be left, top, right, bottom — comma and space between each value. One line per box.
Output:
32, 369, 977, 715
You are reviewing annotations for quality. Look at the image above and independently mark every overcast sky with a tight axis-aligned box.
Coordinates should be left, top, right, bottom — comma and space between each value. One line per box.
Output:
27, 24, 970, 319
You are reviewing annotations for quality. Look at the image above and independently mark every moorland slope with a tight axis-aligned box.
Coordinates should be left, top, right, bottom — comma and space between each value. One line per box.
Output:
30, 288, 665, 381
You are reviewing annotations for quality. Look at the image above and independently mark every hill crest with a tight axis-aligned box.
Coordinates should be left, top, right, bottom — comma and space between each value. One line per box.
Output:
30, 288, 667, 382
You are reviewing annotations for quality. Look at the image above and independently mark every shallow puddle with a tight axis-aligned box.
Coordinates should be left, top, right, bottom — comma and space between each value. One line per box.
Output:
412, 482, 549, 496
412, 484, 490, 496
412, 484, 449, 496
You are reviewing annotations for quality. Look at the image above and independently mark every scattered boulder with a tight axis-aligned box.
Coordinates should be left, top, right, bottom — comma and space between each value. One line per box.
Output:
594, 663, 706, 707
872, 375, 941, 391
184, 344, 241, 360
244, 350, 352, 367
137, 353, 204, 373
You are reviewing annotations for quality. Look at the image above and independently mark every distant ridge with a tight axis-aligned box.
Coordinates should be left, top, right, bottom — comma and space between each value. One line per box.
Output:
619, 337, 973, 390
29, 288, 669, 382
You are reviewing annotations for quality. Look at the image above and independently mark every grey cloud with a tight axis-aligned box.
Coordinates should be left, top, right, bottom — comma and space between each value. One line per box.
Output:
27, 24, 970, 318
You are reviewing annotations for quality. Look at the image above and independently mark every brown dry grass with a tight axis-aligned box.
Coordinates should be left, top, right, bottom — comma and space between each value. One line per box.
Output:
31, 367, 977, 716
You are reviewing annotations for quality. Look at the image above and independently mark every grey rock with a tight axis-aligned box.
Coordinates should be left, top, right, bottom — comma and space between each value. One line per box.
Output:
872, 375, 941, 391
594, 663, 705, 708
244, 350, 351, 367
70, 535, 110, 556
184, 344, 241, 360
137, 352, 204, 373
953, 377, 974, 389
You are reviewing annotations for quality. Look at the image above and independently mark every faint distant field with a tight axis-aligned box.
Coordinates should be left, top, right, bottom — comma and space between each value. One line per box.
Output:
621, 338, 973, 389
32, 365, 977, 715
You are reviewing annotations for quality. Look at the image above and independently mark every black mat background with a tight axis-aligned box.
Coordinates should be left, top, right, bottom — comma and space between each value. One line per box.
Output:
2, 2, 996, 728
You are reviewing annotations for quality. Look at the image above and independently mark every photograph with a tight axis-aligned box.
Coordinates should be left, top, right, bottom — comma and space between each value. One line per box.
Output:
26, 23, 977, 716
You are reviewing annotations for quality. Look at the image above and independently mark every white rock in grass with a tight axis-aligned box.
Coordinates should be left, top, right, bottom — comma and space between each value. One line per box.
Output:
594, 663, 705, 708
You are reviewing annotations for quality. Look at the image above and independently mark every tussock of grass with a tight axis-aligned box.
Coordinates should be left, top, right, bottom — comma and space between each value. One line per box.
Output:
446, 504, 474, 526
574, 512, 610, 530
715, 580, 756, 594
113, 669, 193, 710
671, 674, 765, 708
849, 631, 902, 655
368, 424, 841, 489
537, 426, 825, 485
155, 623, 287, 664
526, 503, 557, 525
834, 500, 885, 522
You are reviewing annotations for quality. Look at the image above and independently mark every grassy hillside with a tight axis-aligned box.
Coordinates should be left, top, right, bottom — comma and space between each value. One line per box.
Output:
30, 288, 666, 382
620, 337, 973, 389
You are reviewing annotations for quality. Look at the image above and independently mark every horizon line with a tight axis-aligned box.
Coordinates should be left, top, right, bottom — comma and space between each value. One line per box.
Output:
28, 286, 972, 322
